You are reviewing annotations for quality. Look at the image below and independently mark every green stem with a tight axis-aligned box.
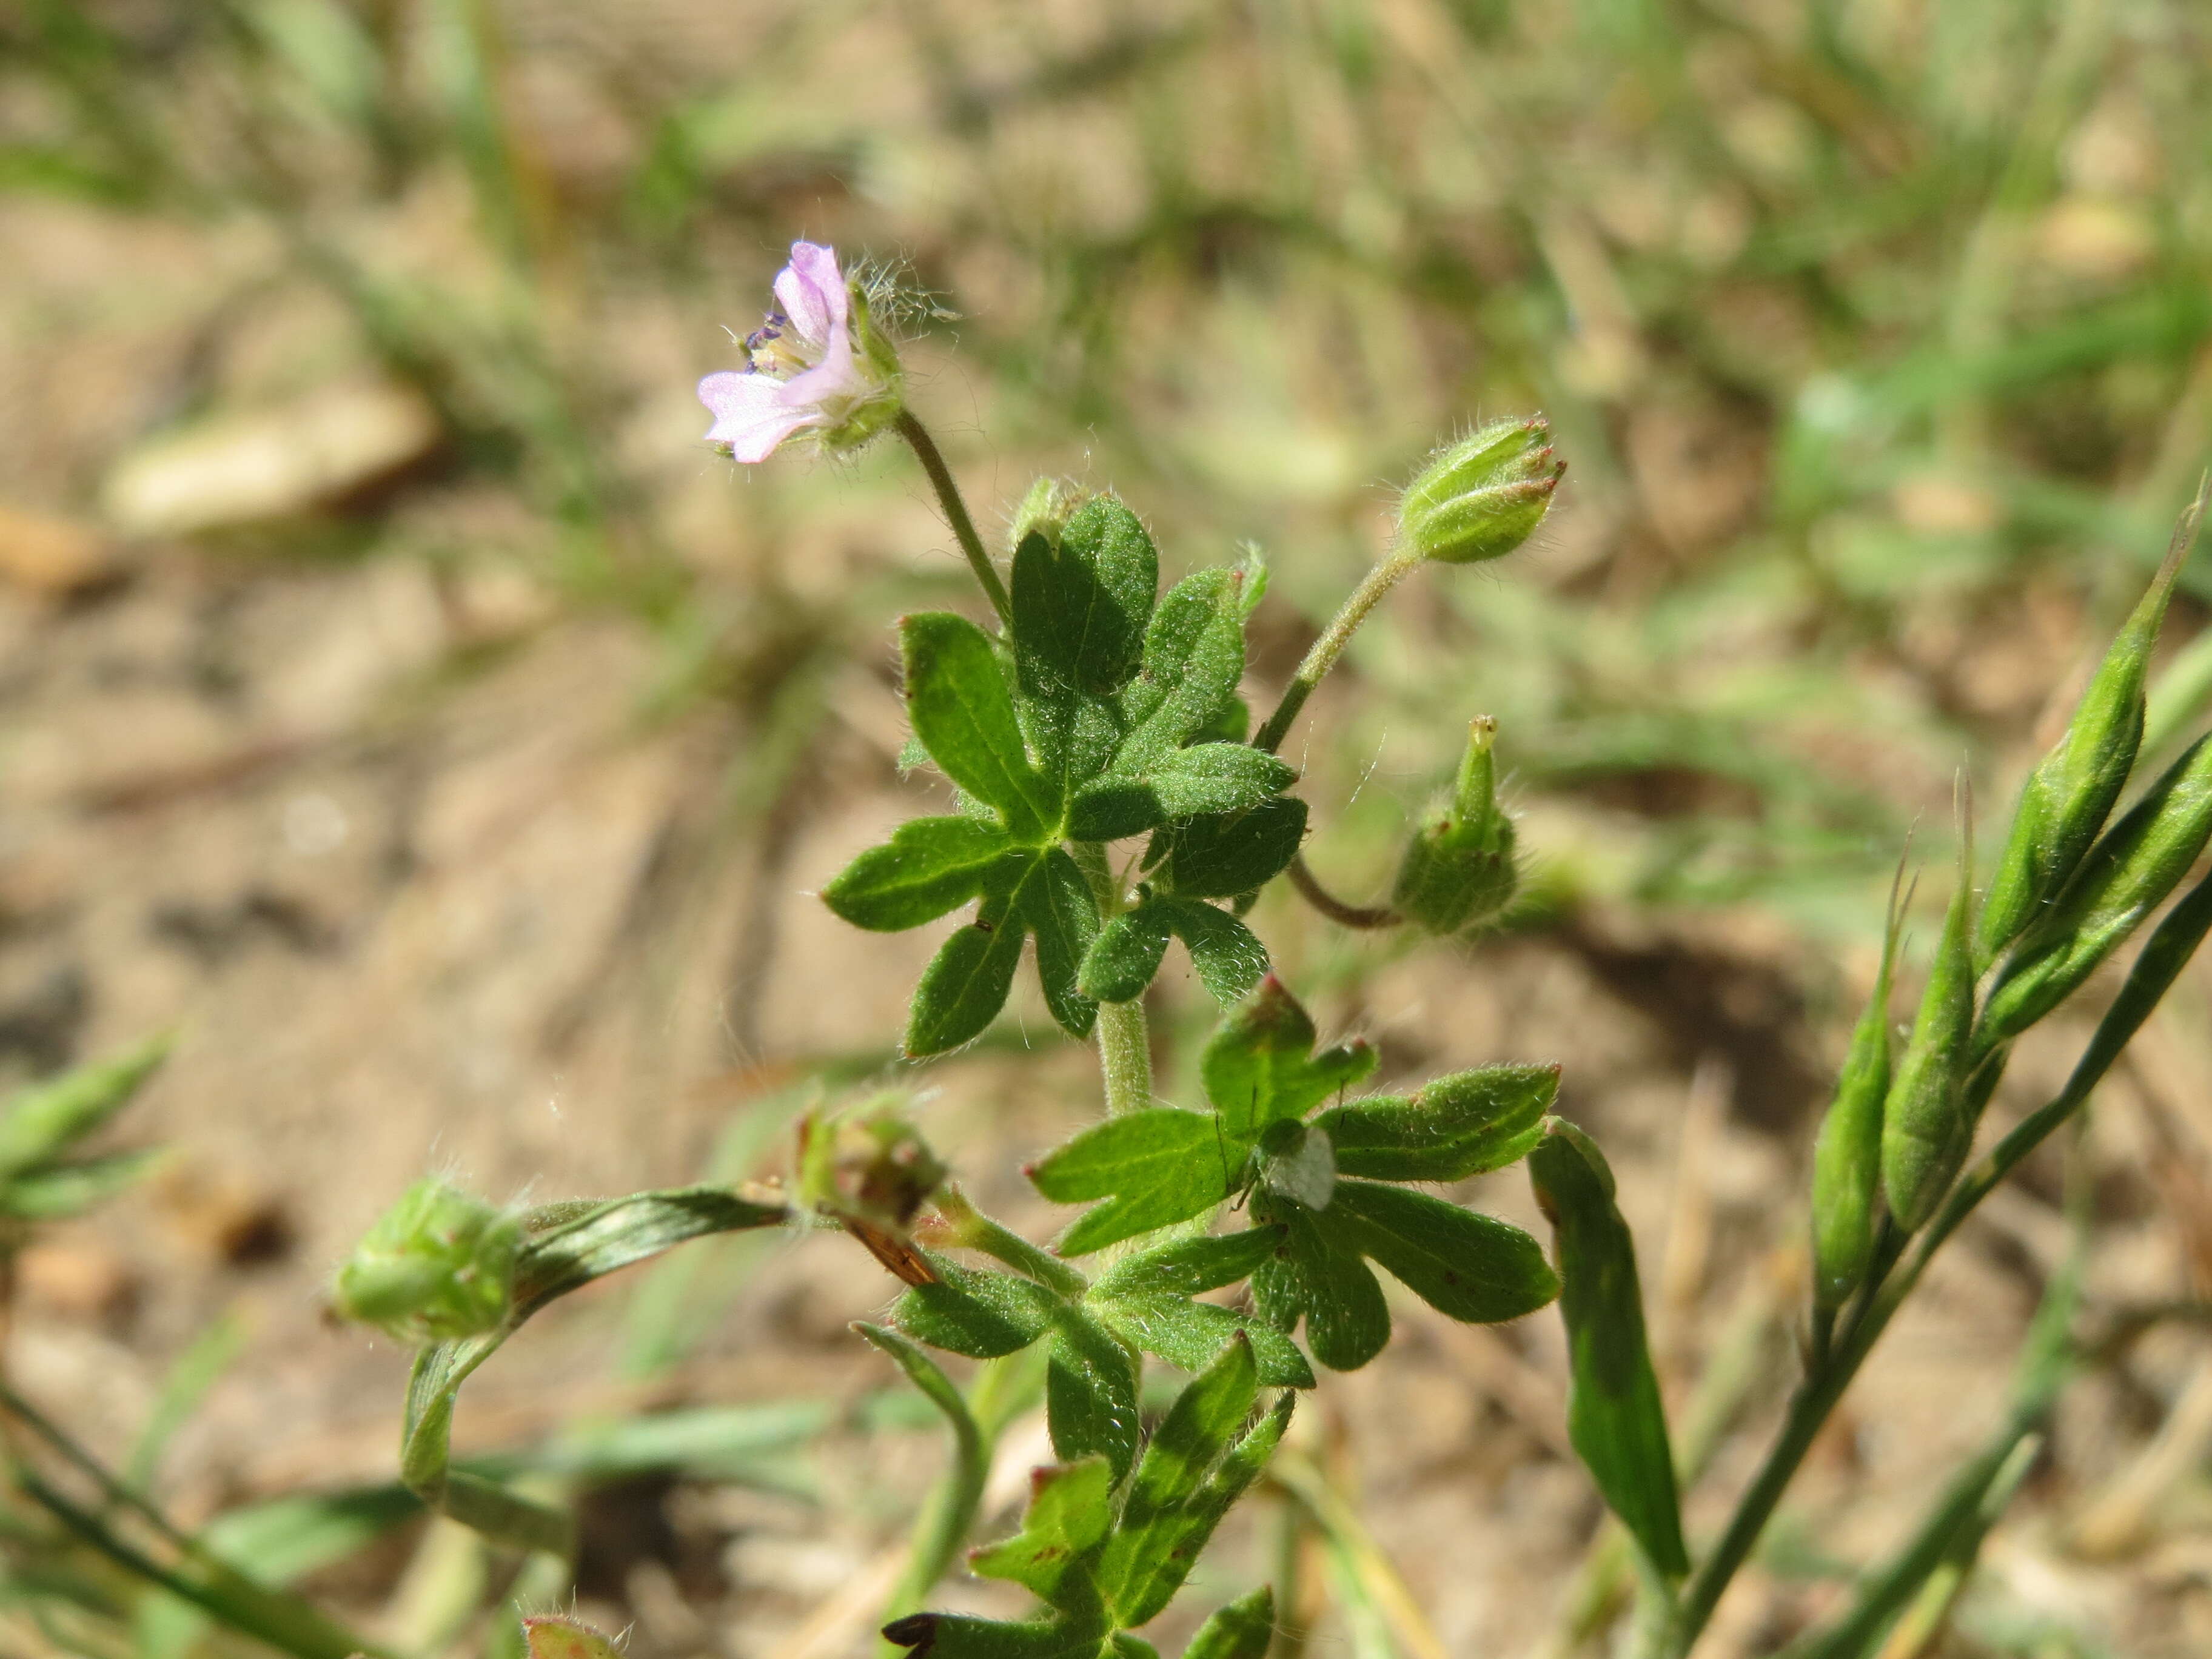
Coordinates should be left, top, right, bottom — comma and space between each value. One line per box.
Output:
1252, 551, 1420, 756
1659, 868, 2212, 1656
895, 409, 1012, 627
1071, 841, 1153, 1116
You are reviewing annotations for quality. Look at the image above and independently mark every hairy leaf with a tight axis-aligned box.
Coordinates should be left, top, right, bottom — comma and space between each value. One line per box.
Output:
1313, 1063, 1557, 1182
894, 1258, 1057, 1358
822, 817, 1016, 932
1327, 1179, 1558, 1325
1181, 1588, 1275, 1659
903, 612, 1059, 841
1012, 498, 1158, 698
1029, 1109, 1239, 1256
1201, 979, 1375, 1146
1146, 797, 1307, 900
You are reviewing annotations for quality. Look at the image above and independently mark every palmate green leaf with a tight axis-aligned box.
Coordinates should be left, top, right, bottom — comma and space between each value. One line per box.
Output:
1247, 1178, 1556, 1372
905, 850, 1099, 1055
972, 1455, 1115, 1609
1312, 1063, 1557, 1182
1098, 1334, 1258, 1626
1078, 899, 1269, 1007
1069, 746, 1298, 841
1201, 978, 1376, 1146
1147, 797, 1308, 899
1180, 1588, 1275, 1659
822, 817, 1017, 931
1327, 1181, 1558, 1325
1028, 1108, 1238, 1256
903, 612, 1061, 843
1011, 497, 1159, 698
1248, 1190, 1390, 1372
1089, 1232, 1314, 1387
1527, 1119, 1688, 1579
1046, 1301, 1144, 1483
894, 1258, 1059, 1357
1116, 569, 1250, 776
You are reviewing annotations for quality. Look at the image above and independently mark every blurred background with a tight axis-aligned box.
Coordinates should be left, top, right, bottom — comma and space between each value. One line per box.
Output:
5, 1, 2212, 1655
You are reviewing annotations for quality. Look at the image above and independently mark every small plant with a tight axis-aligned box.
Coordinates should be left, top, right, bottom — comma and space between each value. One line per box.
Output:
330, 241, 2212, 1659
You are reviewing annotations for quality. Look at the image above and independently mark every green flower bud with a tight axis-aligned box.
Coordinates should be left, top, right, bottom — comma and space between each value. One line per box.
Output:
1398, 415, 1565, 565
1983, 732, 2212, 1042
333, 1178, 519, 1344
1980, 503, 2200, 963
1882, 796, 1979, 1233
1809, 868, 1906, 1310
797, 1102, 948, 1235
1392, 717, 1519, 933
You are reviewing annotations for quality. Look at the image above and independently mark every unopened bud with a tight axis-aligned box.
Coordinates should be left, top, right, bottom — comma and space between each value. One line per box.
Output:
797, 1103, 948, 1235
334, 1179, 518, 1344
1398, 416, 1564, 565
1392, 717, 1518, 933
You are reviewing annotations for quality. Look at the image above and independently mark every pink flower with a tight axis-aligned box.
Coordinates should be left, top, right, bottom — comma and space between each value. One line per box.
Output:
699, 241, 900, 461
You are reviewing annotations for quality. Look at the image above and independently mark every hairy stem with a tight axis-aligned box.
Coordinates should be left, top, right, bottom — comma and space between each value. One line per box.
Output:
1071, 840, 1154, 1115
1253, 551, 1421, 756
895, 408, 1012, 626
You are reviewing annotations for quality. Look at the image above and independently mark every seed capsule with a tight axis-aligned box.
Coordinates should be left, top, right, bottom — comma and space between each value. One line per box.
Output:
1811, 865, 1910, 1309
1398, 416, 1565, 565
1392, 717, 1519, 933
1980, 494, 2203, 962
1882, 787, 1979, 1233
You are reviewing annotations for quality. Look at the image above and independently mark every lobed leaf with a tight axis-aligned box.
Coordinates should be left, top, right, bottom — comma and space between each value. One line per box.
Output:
1029, 1108, 1239, 1257
1011, 498, 1158, 699
894, 1258, 1058, 1358
1201, 979, 1375, 1147
822, 816, 1017, 932
1027, 847, 1103, 1038
903, 612, 1060, 842
1116, 570, 1248, 776
1179, 1589, 1275, 1659
971, 1455, 1115, 1607
1145, 797, 1308, 899
1326, 1179, 1558, 1326
1313, 1063, 1557, 1182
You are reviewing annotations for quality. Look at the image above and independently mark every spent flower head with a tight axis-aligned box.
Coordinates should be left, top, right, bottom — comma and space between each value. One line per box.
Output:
699, 241, 903, 462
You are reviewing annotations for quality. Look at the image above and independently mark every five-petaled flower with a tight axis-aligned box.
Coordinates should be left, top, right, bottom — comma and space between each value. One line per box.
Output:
699, 241, 902, 462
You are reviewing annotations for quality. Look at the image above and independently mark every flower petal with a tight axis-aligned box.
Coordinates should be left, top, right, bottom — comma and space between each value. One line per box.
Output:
699, 370, 820, 463
779, 320, 866, 412
774, 241, 848, 350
